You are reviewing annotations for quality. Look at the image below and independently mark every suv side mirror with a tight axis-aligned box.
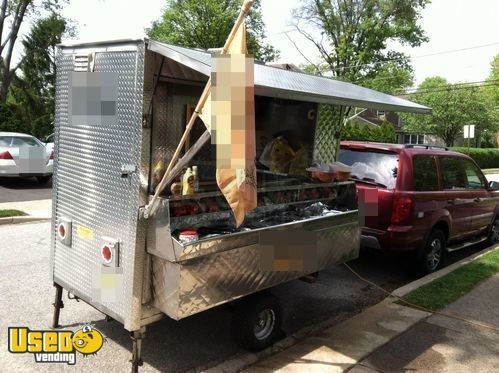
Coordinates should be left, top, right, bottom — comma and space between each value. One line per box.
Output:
489, 180, 499, 190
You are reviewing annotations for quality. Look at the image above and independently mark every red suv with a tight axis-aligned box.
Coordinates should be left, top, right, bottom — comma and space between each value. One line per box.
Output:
339, 141, 499, 273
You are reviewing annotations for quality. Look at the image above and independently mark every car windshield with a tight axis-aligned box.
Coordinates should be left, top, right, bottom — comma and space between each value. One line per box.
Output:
339, 149, 398, 188
0, 136, 43, 147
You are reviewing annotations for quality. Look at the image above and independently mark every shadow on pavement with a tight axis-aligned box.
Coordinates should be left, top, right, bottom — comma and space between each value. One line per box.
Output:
0, 177, 52, 190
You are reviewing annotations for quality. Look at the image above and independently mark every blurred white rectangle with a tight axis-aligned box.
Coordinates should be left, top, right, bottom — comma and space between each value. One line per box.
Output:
463, 124, 475, 139
18, 147, 45, 173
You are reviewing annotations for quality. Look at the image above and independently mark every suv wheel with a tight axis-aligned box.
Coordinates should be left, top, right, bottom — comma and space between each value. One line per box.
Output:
416, 229, 446, 274
489, 217, 499, 245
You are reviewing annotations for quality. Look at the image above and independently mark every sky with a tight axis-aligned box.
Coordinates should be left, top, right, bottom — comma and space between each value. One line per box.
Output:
51, 0, 499, 87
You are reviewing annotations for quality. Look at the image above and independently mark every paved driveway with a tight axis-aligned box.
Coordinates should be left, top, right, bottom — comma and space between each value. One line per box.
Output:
0, 222, 489, 372
0, 177, 52, 203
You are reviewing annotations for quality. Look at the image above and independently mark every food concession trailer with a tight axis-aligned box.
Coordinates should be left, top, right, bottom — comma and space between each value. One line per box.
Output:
50, 37, 430, 370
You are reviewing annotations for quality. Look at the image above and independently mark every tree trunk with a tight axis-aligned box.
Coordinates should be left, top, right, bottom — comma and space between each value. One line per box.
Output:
0, 0, 31, 104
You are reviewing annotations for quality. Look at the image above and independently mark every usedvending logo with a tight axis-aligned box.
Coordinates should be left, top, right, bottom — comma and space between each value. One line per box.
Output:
8, 324, 105, 365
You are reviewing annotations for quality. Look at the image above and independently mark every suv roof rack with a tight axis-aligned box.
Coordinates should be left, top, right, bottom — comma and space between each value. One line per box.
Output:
404, 144, 449, 151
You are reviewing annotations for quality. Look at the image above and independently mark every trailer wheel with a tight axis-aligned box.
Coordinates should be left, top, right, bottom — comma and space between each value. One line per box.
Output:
231, 292, 282, 352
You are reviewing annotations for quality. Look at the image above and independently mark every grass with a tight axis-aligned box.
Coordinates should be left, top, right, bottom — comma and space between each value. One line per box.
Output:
0, 209, 27, 218
401, 248, 499, 311
483, 168, 499, 174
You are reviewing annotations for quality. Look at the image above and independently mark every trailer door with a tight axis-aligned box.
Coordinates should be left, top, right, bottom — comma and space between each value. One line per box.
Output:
52, 41, 147, 330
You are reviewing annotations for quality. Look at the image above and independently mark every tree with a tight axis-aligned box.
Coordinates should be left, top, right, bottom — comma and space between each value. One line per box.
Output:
403, 77, 490, 147
361, 62, 414, 95
8, 13, 66, 137
0, 0, 66, 103
147, 0, 279, 62
481, 54, 499, 136
291, 0, 428, 84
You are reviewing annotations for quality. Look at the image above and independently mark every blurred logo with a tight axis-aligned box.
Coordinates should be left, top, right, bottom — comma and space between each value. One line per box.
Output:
8, 324, 105, 365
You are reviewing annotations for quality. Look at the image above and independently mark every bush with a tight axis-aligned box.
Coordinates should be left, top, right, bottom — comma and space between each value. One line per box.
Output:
452, 147, 499, 168
342, 121, 396, 143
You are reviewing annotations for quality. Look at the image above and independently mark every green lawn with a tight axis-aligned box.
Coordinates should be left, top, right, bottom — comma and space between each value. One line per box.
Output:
0, 209, 27, 218
401, 248, 499, 311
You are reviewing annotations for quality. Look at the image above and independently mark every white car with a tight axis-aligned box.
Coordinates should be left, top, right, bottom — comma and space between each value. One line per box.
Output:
44, 133, 55, 152
0, 132, 54, 183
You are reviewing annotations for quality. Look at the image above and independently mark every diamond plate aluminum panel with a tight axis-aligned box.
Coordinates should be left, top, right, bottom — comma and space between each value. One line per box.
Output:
147, 40, 431, 114
52, 42, 146, 330
151, 82, 207, 186
314, 104, 343, 163
152, 213, 360, 320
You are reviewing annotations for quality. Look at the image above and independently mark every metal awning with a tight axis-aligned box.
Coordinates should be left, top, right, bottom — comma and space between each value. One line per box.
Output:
147, 39, 430, 114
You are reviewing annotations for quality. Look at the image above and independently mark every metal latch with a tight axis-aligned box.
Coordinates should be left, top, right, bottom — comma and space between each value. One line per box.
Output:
121, 164, 137, 178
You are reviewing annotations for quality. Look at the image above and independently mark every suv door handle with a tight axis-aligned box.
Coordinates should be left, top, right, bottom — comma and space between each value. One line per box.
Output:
474, 197, 482, 203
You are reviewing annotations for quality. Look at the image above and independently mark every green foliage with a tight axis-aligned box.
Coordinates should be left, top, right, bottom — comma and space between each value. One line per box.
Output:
0, 209, 27, 218
0, 101, 25, 132
1, 13, 66, 137
402, 249, 499, 311
342, 121, 396, 143
147, 0, 279, 62
292, 0, 428, 84
403, 76, 492, 147
0, 0, 68, 103
481, 54, 499, 131
361, 62, 414, 95
451, 147, 499, 169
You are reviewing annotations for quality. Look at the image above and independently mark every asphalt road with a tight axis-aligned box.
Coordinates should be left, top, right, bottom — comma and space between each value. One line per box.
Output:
0, 222, 489, 373
0, 177, 52, 203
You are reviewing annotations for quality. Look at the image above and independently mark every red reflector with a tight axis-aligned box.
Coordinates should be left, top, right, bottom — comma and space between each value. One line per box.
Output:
101, 246, 112, 263
391, 195, 413, 225
0, 151, 13, 159
58, 224, 66, 239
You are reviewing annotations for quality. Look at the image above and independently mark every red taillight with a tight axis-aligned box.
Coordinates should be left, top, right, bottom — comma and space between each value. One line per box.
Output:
0, 151, 13, 159
58, 224, 66, 239
49, 150, 54, 160
391, 195, 413, 225
101, 245, 112, 264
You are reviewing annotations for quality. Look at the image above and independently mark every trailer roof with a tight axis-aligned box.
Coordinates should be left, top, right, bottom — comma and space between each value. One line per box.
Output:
147, 40, 430, 114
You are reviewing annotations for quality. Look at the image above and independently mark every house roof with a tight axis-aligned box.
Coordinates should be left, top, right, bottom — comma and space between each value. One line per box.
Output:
147, 40, 431, 114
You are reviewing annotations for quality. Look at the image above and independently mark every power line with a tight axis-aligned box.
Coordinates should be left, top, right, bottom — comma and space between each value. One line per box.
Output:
281, 36, 499, 74
403, 79, 499, 92
401, 82, 499, 95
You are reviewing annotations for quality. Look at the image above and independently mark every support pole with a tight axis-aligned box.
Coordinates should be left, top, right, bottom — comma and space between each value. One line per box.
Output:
130, 327, 146, 373
144, 0, 255, 218
52, 283, 64, 328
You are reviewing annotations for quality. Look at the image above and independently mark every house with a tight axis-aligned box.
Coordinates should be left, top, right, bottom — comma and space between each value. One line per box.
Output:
347, 108, 445, 146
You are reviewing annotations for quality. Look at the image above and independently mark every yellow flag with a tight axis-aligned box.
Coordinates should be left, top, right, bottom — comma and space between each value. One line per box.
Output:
198, 22, 257, 227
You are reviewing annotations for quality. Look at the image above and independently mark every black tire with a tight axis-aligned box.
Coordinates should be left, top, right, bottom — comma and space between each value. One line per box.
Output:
488, 216, 499, 245
231, 292, 283, 352
416, 229, 446, 275
37, 175, 52, 184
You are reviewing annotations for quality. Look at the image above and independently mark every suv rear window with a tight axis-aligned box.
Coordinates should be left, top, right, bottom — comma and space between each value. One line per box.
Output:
413, 156, 439, 191
339, 149, 398, 188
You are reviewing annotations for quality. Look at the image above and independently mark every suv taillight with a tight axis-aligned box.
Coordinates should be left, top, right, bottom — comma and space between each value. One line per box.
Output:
0, 151, 13, 159
391, 195, 413, 225
49, 150, 54, 160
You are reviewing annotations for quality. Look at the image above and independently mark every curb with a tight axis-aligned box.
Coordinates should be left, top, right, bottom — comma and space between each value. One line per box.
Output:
0, 216, 51, 225
210, 244, 499, 372
392, 244, 499, 298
